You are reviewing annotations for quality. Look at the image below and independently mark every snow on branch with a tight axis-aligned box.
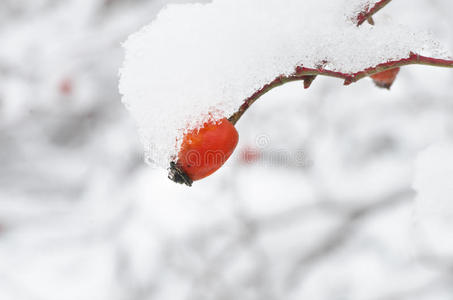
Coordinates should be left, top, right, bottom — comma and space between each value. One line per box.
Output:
228, 53, 453, 125
356, 0, 393, 26
119, 0, 453, 168
228, 0, 452, 125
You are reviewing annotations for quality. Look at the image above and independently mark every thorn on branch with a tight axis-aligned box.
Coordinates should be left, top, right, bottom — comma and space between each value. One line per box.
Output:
343, 77, 353, 86
303, 75, 317, 89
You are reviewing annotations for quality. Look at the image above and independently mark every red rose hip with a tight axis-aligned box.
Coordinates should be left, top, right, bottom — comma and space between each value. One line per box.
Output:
370, 67, 400, 89
168, 118, 239, 186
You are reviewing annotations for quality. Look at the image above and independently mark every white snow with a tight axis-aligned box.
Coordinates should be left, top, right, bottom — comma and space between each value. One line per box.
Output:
119, 0, 450, 168
3, 0, 453, 299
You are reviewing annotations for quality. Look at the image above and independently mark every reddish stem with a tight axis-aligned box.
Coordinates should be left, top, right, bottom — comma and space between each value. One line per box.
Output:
228, 1, 451, 125
356, 0, 393, 26
228, 53, 453, 125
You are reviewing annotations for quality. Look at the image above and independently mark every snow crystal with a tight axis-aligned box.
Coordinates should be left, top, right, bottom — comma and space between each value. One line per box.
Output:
119, 0, 449, 168
413, 143, 453, 258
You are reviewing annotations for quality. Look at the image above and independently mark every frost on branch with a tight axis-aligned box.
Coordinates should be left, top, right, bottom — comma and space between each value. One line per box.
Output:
119, 0, 451, 168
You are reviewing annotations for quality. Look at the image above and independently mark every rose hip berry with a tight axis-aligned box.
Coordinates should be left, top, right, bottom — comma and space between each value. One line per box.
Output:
370, 67, 400, 89
168, 118, 239, 186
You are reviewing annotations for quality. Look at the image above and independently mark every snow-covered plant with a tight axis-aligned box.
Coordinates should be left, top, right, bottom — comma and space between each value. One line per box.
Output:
119, 0, 453, 186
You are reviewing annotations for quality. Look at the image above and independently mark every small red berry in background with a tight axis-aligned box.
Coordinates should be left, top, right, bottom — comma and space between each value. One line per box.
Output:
370, 67, 400, 89
240, 146, 260, 164
169, 117, 239, 185
59, 78, 73, 95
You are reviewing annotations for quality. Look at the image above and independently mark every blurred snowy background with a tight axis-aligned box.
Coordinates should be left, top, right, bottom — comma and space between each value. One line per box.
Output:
1, 0, 453, 300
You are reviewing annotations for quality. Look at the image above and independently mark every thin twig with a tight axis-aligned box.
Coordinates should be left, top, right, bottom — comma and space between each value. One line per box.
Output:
356, 0, 393, 26
228, 0, 415, 125
228, 53, 453, 125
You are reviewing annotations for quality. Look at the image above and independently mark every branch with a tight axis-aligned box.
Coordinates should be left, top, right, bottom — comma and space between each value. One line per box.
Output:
356, 0, 393, 26
228, 1, 398, 125
228, 53, 453, 125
